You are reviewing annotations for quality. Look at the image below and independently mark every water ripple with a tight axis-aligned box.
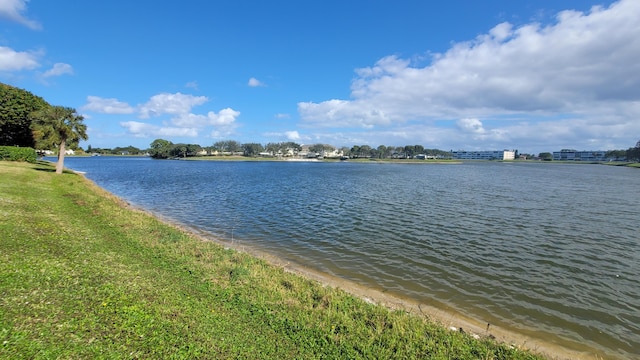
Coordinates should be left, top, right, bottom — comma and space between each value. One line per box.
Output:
61, 157, 640, 360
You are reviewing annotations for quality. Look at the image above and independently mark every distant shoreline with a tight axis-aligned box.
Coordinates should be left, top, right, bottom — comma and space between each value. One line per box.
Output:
61, 154, 640, 167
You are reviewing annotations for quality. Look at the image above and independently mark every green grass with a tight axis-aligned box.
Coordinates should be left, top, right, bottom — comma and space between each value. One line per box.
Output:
0, 161, 544, 359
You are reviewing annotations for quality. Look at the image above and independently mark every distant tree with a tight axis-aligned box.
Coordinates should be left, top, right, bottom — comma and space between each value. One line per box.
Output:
626, 140, 640, 162
30, 106, 88, 174
284, 142, 302, 153
308, 144, 324, 154
357, 145, 372, 158
212, 141, 226, 153
538, 152, 553, 161
340, 146, 350, 158
226, 140, 241, 153
369, 147, 379, 159
376, 145, 390, 159
264, 142, 294, 156
168, 143, 201, 158
172, 144, 188, 158
403, 145, 424, 158
242, 143, 264, 157
113, 145, 141, 155
308, 144, 335, 157
393, 146, 405, 158
605, 149, 626, 160
149, 139, 173, 159
0, 83, 49, 147
264, 142, 279, 155
350, 145, 360, 158
212, 140, 241, 154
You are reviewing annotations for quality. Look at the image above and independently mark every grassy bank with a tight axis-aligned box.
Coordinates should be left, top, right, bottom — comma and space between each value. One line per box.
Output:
0, 161, 544, 359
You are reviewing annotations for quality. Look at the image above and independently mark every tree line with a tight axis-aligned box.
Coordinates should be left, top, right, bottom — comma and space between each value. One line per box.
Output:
145, 138, 457, 160
1, 82, 87, 174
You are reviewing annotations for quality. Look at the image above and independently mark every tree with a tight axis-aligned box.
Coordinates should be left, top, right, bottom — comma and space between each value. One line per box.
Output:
212, 140, 241, 154
149, 139, 173, 159
538, 152, 553, 161
626, 140, 640, 162
113, 145, 142, 155
350, 145, 360, 158
340, 146, 350, 158
605, 149, 626, 160
242, 143, 264, 157
359, 145, 372, 158
308, 144, 325, 154
309, 143, 334, 157
1, 83, 49, 147
31, 106, 88, 174
376, 145, 390, 159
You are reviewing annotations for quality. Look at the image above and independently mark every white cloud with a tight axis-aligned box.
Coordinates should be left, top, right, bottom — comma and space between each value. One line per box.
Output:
275, 113, 290, 119
82, 96, 135, 114
298, 99, 388, 128
0, 46, 39, 71
285, 130, 301, 141
297, 0, 640, 152
117, 92, 240, 140
120, 121, 198, 138
42, 62, 73, 78
262, 130, 312, 143
457, 118, 486, 134
0, 0, 41, 30
139, 92, 208, 119
210, 108, 240, 126
170, 108, 240, 128
248, 77, 265, 87
185, 81, 199, 89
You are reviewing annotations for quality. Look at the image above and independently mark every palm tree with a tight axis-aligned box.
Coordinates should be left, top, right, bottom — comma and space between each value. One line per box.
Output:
31, 106, 88, 174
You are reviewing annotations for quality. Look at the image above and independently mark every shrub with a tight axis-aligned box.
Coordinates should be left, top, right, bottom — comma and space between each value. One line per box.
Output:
0, 146, 37, 163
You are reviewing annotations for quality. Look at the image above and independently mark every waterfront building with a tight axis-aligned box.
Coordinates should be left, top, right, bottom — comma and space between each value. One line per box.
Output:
552, 149, 607, 161
450, 150, 516, 160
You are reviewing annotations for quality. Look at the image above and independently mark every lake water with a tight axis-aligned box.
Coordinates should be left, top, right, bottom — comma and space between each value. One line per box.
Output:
58, 157, 639, 359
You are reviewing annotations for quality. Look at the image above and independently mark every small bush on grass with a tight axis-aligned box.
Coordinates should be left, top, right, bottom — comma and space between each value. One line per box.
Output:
0, 146, 37, 163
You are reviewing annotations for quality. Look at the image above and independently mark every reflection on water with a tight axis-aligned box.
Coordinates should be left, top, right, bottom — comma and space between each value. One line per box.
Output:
60, 157, 640, 359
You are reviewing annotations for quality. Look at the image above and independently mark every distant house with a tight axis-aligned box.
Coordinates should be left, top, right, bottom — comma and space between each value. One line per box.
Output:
65, 149, 75, 155
552, 149, 607, 161
298, 145, 312, 158
321, 148, 344, 159
451, 150, 516, 160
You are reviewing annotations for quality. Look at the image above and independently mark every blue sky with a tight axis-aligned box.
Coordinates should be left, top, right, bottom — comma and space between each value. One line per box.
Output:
1, 0, 638, 154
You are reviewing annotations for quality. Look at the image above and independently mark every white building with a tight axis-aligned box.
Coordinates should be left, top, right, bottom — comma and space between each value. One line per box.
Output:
451, 150, 516, 160
552, 149, 607, 161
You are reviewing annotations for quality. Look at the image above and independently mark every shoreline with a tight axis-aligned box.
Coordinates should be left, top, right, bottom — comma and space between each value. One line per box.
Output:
194, 233, 594, 360
130, 206, 595, 360
74, 168, 600, 360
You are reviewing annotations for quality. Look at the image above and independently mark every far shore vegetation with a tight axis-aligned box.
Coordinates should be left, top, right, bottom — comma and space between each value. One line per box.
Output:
0, 160, 548, 359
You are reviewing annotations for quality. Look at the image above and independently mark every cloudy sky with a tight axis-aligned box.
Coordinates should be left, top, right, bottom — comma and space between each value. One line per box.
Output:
1, 0, 638, 154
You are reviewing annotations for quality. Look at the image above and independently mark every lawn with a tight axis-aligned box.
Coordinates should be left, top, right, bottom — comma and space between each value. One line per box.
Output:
0, 161, 543, 359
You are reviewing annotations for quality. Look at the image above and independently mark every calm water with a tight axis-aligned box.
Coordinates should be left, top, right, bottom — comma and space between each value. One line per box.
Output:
59, 157, 639, 359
